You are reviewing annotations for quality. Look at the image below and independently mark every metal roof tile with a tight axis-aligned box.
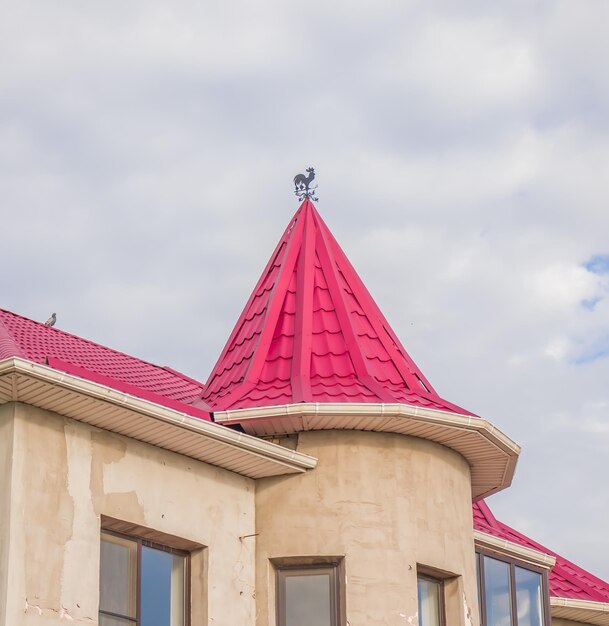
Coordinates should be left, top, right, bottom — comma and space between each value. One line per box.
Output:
0, 308, 211, 420
473, 501, 609, 602
202, 199, 473, 415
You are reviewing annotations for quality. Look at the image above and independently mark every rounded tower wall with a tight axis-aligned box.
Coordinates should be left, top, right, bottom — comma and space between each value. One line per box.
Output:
255, 429, 479, 626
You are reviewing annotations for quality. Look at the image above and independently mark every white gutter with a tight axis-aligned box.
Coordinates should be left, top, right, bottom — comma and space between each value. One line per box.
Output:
215, 402, 521, 455
551, 597, 609, 626
215, 401, 521, 499
0, 357, 317, 475
474, 530, 556, 570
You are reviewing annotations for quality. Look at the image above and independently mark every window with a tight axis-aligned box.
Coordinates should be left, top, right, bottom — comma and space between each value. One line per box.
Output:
276, 563, 342, 626
476, 551, 548, 626
417, 575, 445, 626
100, 530, 189, 626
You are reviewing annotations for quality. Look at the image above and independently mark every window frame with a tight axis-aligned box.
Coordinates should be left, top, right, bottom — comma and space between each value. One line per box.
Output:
99, 528, 191, 626
476, 548, 551, 626
417, 573, 446, 626
275, 561, 343, 626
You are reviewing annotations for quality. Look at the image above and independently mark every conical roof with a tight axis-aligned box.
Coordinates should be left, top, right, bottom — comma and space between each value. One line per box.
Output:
202, 199, 471, 415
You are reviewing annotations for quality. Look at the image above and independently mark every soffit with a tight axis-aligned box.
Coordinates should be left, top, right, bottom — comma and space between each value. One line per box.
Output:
214, 401, 520, 500
0, 357, 316, 479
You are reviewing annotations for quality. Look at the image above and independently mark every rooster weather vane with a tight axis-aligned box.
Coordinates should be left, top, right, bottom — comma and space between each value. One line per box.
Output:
293, 167, 318, 202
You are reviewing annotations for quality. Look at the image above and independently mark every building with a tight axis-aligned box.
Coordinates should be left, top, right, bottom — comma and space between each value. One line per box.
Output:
1, 198, 608, 626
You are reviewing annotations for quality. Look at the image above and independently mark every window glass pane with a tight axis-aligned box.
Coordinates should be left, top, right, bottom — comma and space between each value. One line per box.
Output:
484, 556, 512, 626
141, 545, 185, 626
100, 534, 137, 618
418, 578, 442, 626
476, 554, 482, 619
515, 567, 543, 626
285, 573, 332, 626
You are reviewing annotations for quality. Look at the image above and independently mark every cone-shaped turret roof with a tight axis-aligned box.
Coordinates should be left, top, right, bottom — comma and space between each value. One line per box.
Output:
202, 199, 472, 415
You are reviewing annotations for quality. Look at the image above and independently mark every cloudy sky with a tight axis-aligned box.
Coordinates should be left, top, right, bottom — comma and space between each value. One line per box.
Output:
2, 1, 609, 580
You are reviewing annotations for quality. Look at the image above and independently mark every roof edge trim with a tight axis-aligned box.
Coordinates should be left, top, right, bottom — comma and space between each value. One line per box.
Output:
214, 401, 520, 499
551, 597, 609, 626
215, 401, 520, 453
474, 530, 556, 570
0, 357, 318, 477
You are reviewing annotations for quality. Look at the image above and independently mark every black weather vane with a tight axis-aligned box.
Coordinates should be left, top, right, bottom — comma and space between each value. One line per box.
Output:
293, 167, 318, 202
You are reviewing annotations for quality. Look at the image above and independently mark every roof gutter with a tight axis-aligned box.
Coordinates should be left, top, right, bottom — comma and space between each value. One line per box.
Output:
217, 402, 519, 451
0, 357, 317, 478
551, 597, 609, 626
215, 402, 521, 499
474, 530, 556, 570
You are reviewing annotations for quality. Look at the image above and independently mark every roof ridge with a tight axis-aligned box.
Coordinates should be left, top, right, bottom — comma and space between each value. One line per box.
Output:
0, 307, 202, 387
201, 199, 475, 414
473, 500, 501, 529
313, 208, 436, 399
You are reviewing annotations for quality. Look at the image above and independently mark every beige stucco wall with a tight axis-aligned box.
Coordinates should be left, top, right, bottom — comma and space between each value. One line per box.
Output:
0, 403, 16, 626
2, 402, 256, 626
255, 429, 479, 626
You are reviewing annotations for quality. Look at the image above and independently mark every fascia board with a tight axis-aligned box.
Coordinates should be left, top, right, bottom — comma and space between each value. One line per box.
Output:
214, 402, 521, 499
474, 530, 556, 569
551, 597, 609, 626
0, 357, 317, 477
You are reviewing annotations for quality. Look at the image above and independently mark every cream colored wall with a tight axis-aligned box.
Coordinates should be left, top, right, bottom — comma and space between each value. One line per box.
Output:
3, 402, 256, 626
0, 404, 16, 626
255, 430, 479, 626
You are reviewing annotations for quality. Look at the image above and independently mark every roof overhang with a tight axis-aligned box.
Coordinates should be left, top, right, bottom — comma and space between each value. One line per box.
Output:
474, 530, 556, 570
0, 357, 317, 479
551, 597, 609, 626
214, 402, 521, 499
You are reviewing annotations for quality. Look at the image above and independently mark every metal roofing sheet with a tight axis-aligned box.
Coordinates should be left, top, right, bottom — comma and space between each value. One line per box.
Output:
0, 308, 211, 420
202, 199, 473, 415
473, 501, 609, 602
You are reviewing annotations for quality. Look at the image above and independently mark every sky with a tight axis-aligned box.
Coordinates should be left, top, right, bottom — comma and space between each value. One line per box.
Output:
2, 0, 609, 581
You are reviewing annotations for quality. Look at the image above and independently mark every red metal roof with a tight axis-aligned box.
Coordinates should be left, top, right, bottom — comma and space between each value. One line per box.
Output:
202, 199, 473, 414
473, 501, 609, 602
0, 308, 211, 420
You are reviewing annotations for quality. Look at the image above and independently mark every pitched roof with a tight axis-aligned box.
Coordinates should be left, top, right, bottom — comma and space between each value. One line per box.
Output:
202, 199, 472, 414
0, 308, 211, 420
473, 501, 609, 602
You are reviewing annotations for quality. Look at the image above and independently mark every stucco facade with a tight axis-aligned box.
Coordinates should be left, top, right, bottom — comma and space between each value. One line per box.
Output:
1, 198, 607, 626
1, 401, 484, 626
0, 402, 256, 626
256, 430, 478, 626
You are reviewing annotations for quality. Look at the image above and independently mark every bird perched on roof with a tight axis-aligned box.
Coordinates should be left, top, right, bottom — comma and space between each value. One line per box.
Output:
44, 313, 56, 327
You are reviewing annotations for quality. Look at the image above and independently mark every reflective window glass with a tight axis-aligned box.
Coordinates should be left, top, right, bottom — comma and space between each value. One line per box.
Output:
277, 565, 340, 626
515, 567, 543, 626
484, 556, 512, 626
417, 576, 443, 626
285, 573, 332, 626
100, 534, 137, 618
100, 532, 187, 626
477, 552, 547, 626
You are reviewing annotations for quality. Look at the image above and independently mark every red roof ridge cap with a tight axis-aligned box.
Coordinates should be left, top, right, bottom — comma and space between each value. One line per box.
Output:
475, 500, 502, 530
202, 202, 307, 390
313, 210, 437, 397
47, 356, 212, 420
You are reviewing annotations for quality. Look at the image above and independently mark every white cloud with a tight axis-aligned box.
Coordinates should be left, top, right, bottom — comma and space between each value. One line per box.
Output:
2, 0, 609, 583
